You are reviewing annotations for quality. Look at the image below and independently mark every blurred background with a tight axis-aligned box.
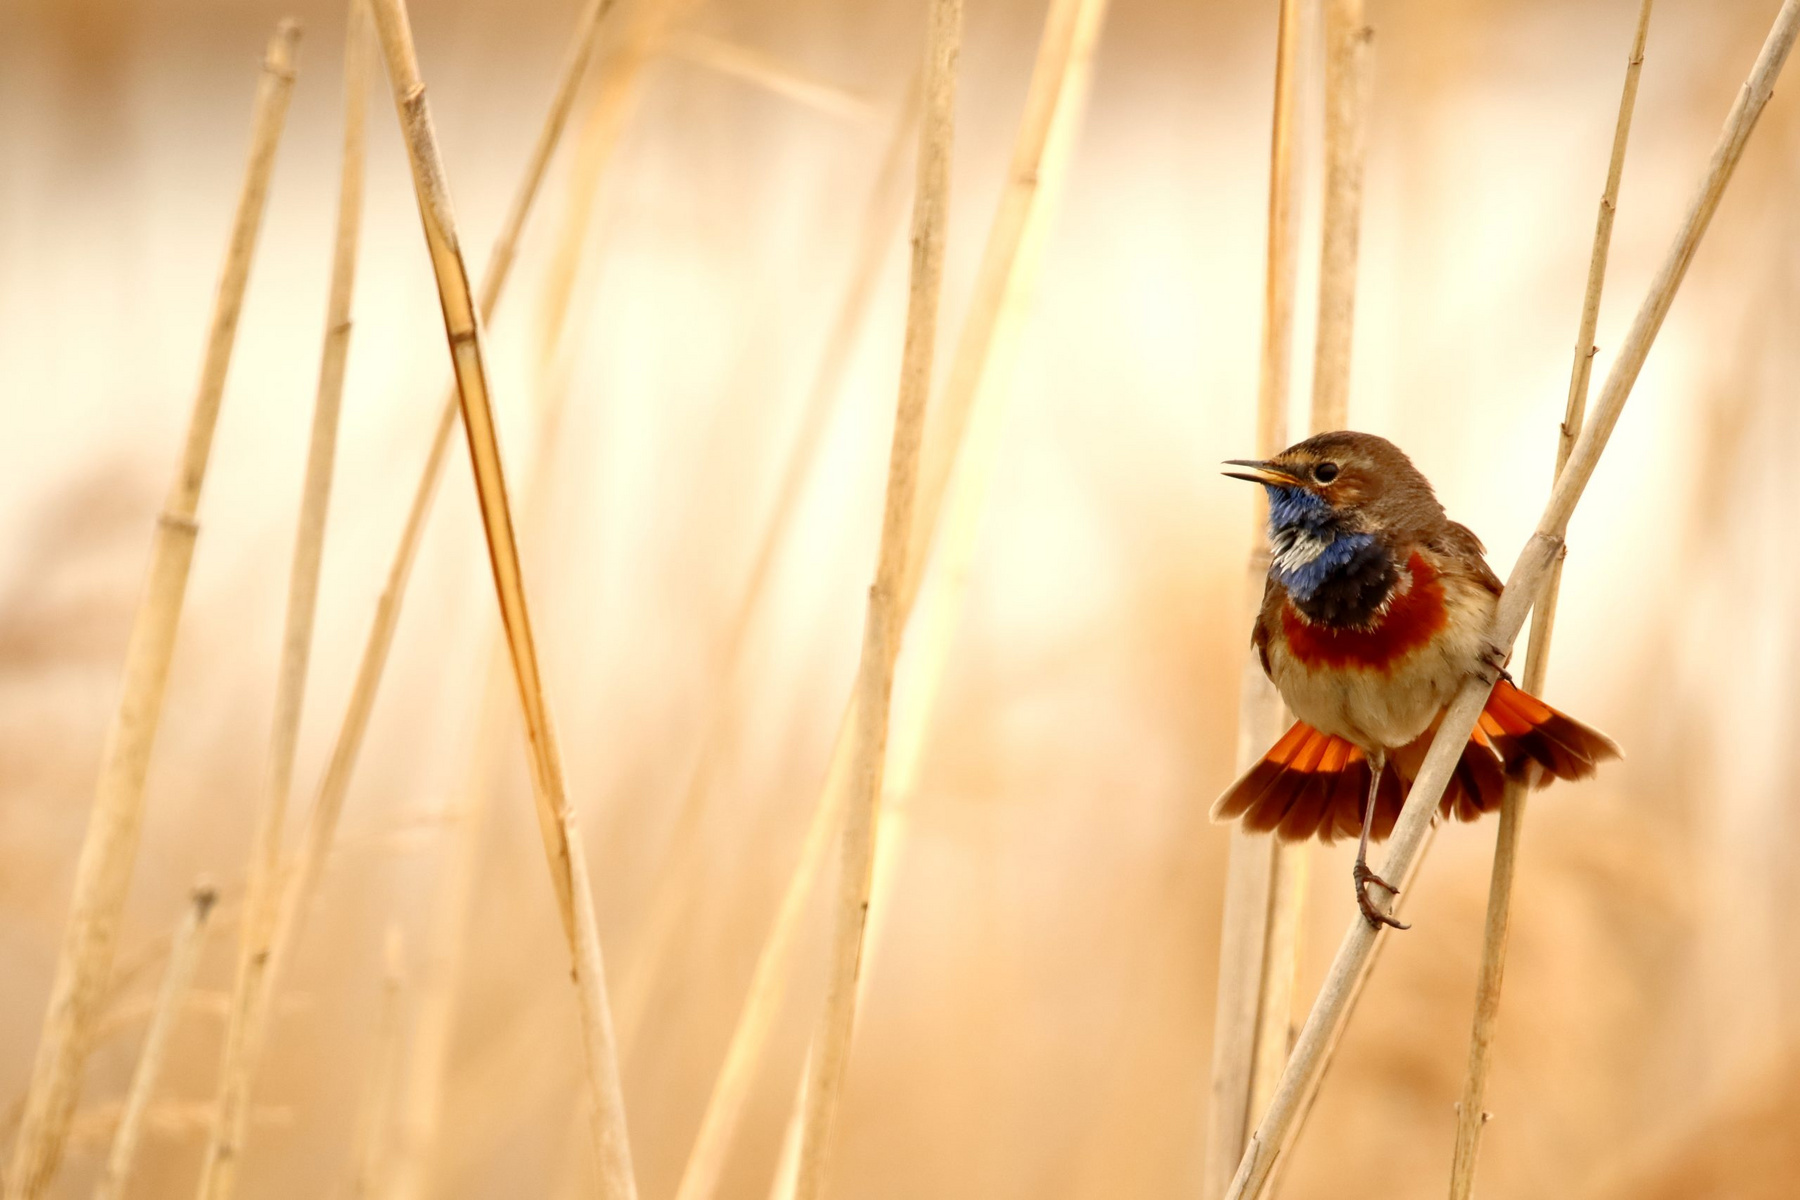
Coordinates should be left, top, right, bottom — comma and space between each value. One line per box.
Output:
4, 0, 1800, 1196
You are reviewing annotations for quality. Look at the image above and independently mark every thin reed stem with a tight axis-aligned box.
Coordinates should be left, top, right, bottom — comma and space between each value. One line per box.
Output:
1446, 3, 1654, 1194
666, 33, 876, 124
366, 0, 636, 1193
1311, 0, 1371, 432
1267, 819, 1434, 1198
1224, 7, 1800, 1195
535, 0, 694, 374
1, 25, 301, 1200
790, 1, 963, 1194
196, 1, 619, 1190
350, 929, 407, 1200
613, 76, 925, 1057
1202, 2, 1307, 1191
93, 885, 218, 1200
386, 154, 598, 1200
671, 0, 1115, 1192
200, 6, 368, 1192
770, 20, 1108, 1200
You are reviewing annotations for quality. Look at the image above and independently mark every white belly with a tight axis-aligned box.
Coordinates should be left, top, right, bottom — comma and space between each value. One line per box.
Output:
1267, 576, 1496, 751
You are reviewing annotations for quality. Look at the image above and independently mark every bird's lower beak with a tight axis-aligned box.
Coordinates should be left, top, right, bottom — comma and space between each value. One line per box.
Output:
1222, 459, 1301, 487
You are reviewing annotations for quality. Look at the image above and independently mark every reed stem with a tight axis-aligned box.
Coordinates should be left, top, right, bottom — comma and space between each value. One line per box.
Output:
1202, 1, 1307, 1190
1, 25, 301, 1199
1445, 3, 1654, 1195
665, 33, 876, 124
1223, 7, 1800, 1195
350, 929, 407, 1200
199, 7, 368, 1192
93, 885, 219, 1200
198, 0, 618, 1188
366, 0, 636, 1191
790, 1, 963, 1194
1311, 0, 1371, 433
668, 0, 1119, 1192
613, 76, 924, 1057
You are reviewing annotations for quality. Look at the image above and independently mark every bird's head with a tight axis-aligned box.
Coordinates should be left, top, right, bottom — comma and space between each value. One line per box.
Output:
1223, 430, 1445, 599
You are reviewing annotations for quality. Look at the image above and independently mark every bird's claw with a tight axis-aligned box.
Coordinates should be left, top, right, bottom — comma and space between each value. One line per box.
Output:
1353, 861, 1410, 931
1474, 640, 1508, 687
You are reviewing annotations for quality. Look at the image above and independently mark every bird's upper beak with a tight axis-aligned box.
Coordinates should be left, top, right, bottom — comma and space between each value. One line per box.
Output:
1222, 459, 1303, 487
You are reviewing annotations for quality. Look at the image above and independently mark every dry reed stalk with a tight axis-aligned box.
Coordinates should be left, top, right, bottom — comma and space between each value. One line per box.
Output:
93, 885, 218, 1200
350, 929, 407, 1200
611, 76, 925, 1054
72, 1104, 296, 1150
194, 0, 617, 1188
766, 1112, 802, 1200
1310, 0, 1371, 432
381, 648, 507, 1200
1223, 7, 1800, 1195
366, 0, 636, 1192
534, 0, 694, 373
198, 7, 369, 1193
0, 25, 302, 1200
385, 177, 593, 1200
1201, 2, 1307, 1193
770, 25, 1105, 1200
1271, 818, 1433, 1178
840, 0, 1108, 1103
1446, 3, 1655, 1194
789, 1, 962, 1194
673, 0, 1117, 1192
665, 32, 876, 124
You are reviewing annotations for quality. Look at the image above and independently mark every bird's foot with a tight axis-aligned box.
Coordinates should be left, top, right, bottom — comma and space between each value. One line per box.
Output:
1353, 860, 1410, 931
1475, 640, 1509, 687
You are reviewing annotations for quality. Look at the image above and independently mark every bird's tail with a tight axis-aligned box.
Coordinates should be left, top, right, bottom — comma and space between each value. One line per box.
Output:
1475, 677, 1622, 789
1209, 679, 1619, 843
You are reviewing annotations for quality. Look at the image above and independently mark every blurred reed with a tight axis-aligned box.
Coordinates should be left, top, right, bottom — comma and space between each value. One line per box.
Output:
3, 25, 302, 1200
1201, 1, 1306, 1192
791, 0, 963, 1193
199, 5, 369, 1192
658, 82, 924, 1200
1447, 2, 1655, 1194
94, 884, 217, 1200
347, 927, 405, 1200
365, 0, 636, 1190
196, 0, 619, 1186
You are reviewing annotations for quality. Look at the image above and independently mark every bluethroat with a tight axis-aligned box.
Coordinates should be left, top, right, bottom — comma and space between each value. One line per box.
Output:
1213, 431, 1620, 930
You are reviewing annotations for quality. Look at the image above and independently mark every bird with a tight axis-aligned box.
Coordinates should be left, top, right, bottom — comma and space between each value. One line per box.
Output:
1212, 430, 1620, 930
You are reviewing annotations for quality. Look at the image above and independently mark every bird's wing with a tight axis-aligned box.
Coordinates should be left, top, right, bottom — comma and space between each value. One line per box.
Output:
1433, 520, 1503, 596
1252, 573, 1283, 678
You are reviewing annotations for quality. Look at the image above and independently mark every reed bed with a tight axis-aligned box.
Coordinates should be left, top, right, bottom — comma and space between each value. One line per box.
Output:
190, 0, 619, 1186
7, 2, 1800, 1198
2, 24, 302, 1199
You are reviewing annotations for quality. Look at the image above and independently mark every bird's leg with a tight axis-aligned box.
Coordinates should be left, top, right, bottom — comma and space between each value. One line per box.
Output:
1353, 750, 1410, 931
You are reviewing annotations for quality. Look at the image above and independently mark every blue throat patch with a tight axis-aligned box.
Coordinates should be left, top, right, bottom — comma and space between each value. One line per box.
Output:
1264, 486, 1377, 603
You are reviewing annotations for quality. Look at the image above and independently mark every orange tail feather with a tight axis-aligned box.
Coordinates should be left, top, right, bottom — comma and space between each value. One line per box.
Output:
1212, 722, 1394, 844
1213, 682, 1617, 844
1480, 678, 1621, 787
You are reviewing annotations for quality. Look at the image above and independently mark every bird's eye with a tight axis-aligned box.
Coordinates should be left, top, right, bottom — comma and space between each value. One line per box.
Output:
1312, 461, 1340, 484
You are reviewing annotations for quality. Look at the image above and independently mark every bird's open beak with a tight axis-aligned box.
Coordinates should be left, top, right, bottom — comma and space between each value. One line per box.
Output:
1221, 459, 1302, 487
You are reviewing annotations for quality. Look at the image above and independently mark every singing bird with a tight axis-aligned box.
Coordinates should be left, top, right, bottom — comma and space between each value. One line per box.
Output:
1213, 431, 1620, 929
